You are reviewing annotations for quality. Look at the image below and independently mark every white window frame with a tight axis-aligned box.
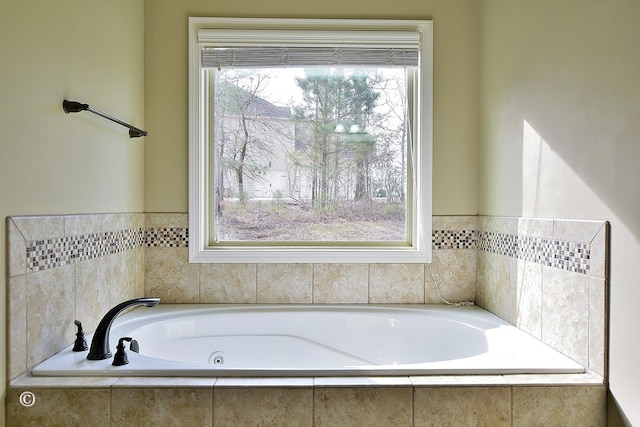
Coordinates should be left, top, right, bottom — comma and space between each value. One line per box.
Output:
188, 17, 433, 263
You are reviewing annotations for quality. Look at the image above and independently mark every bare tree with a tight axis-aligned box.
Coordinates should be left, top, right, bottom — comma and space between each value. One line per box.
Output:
215, 71, 290, 204
369, 72, 408, 202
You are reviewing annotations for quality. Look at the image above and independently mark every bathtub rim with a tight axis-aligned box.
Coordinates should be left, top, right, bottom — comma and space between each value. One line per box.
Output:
29, 304, 586, 378
29, 303, 587, 378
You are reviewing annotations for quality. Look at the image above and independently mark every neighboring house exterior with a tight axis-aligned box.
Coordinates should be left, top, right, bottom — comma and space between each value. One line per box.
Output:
216, 83, 299, 201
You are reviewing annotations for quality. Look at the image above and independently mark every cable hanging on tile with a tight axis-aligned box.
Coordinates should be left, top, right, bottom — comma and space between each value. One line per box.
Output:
62, 100, 148, 138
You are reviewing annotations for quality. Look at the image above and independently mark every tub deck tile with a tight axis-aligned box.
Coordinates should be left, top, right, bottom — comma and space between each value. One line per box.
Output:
410, 375, 510, 386
503, 373, 604, 385
10, 374, 118, 388
315, 387, 412, 427
113, 376, 216, 388
214, 387, 313, 426
414, 385, 511, 427
314, 376, 412, 387
111, 387, 213, 426
214, 377, 314, 387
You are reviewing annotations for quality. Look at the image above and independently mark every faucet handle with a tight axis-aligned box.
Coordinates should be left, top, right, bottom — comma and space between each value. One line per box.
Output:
129, 339, 139, 353
72, 320, 88, 352
112, 337, 133, 366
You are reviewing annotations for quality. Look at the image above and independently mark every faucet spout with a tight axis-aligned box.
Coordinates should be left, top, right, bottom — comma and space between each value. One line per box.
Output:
87, 297, 160, 360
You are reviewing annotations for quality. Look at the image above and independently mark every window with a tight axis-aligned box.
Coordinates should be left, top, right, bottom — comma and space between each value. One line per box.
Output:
189, 17, 432, 263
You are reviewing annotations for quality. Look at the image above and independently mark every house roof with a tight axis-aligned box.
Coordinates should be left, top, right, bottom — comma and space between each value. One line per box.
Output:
218, 81, 291, 119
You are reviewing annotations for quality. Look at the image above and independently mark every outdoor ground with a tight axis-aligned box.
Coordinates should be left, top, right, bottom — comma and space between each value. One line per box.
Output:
216, 199, 405, 242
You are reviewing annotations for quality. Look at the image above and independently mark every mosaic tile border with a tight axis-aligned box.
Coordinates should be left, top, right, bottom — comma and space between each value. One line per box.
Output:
25, 228, 187, 273
478, 231, 590, 274
145, 227, 189, 248
432, 229, 476, 250
26, 229, 145, 273
24, 227, 590, 275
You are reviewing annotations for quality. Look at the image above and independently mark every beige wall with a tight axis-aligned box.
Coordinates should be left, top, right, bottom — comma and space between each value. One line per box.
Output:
479, 1, 640, 425
0, 1, 145, 425
143, 0, 480, 214
8, 0, 638, 424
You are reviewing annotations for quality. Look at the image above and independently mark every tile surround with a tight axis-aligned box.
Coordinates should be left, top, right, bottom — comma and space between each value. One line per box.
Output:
26, 228, 150, 274
144, 247, 200, 303
6, 388, 111, 427
369, 263, 425, 303
313, 263, 369, 303
475, 216, 609, 378
478, 231, 591, 274
15, 215, 597, 278
26, 264, 75, 368
111, 388, 213, 426
257, 263, 313, 303
426, 249, 476, 303
200, 263, 257, 303
6, 214, 607, 374
5, 213, 608, 426
6, 214, 147, 382
214, 387, 313, 426
511, 385, 607, 426
6, 376, 606, 426
314, 387, 413, 426
542, 267, 590, 367
413, 386, 511, 426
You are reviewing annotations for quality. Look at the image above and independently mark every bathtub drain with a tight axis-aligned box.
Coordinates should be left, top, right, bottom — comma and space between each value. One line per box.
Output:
208, 351, 227, 366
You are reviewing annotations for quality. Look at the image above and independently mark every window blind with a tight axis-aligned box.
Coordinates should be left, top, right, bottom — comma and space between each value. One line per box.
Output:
198, 29, 421, 69
202, 47, 419, 69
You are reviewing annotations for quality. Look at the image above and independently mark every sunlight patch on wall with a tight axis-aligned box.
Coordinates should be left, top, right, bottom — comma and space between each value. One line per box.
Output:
521, 120, 603, 219
522, 120, 544, 217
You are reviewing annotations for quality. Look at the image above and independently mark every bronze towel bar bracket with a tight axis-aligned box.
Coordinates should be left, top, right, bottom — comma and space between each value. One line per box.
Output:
63, 100, 148, 138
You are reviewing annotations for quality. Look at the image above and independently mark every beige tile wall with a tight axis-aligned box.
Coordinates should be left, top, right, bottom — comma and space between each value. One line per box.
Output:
475, 216, 609, 378
6, 213, 608, 379
143, 214, 477, 306
6, 213, 478, 380
6, 375, 606, 426
6, 214, 145, 381
5, 213, 608, 426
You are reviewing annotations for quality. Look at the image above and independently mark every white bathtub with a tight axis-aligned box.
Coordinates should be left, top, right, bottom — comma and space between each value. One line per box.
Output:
31, 304, 584, 377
